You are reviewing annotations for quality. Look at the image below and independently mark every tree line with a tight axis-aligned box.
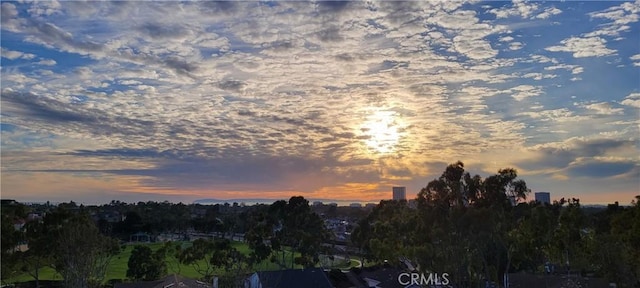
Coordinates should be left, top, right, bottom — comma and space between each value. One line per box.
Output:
1, 196, 329, 287
351, 161, 640, 287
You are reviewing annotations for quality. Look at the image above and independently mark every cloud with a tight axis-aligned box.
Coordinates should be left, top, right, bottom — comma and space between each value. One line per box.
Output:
518, 108, 589, 123
546, 36, 616, 58
36, 59, 57, 66
518, 138, 638, 174
508, 42, 524, 51
22, 148, 383, 195
1, 48, 36, 60
510, 85, 543, 101
566, 160, 637, 179
535, 7, 562, 19
488, 0, 540, 19
136, 23, 191, 40
1, 2, 21, 32
586, 1, 640, 38
621, 92, 640, 108
499, 36, 514, 42
631, 54, 640, 66
583, 102, 624, 115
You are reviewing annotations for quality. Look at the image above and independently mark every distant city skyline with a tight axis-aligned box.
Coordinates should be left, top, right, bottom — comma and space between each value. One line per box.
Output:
1, 1, 639, 206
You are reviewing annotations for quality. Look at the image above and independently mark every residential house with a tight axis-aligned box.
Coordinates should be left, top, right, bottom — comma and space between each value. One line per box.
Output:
114, 274, 210, 288
244, 268, 333, 288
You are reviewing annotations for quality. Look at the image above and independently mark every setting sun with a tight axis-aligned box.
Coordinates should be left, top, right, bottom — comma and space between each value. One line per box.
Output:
361, 110, 401, 154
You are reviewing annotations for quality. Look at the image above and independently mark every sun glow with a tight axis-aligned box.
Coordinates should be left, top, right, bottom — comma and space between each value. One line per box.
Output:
361, 110, 401, 154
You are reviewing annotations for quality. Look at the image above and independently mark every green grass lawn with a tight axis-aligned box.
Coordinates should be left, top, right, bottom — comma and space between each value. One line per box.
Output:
7, 241, 308, 284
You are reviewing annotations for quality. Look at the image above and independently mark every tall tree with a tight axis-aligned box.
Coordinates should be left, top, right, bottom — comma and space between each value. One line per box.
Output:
606, 196, 640, 286
177, 238, 248, 283
277, 196, 330, 268
509, 203, 555, 272
245, 205, 278, 267
361, 200, 416, 265
549, 198, 586, 271
126, 245, 167, 281
210, 239, 250, 287
374, 162, 533, 286
351, 216, 373, 267
19, 221, 53, 288
245, 197, 329, 269
53, 214, 120, 288
177, 238, 218, 281
1, 213, 21, 285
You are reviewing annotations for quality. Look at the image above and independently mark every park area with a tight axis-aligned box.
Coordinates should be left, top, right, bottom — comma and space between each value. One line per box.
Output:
7, 240, 360, 286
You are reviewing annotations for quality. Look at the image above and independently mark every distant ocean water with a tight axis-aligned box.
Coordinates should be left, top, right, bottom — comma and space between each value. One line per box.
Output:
193, 198, 380, 207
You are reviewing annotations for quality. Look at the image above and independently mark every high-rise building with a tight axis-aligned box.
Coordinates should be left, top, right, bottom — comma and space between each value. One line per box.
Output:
535, 192, 551, 204
392, 186, 406, 201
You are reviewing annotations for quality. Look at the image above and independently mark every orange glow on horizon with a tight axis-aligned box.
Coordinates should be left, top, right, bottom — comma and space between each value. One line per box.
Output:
2, 171, 637, 206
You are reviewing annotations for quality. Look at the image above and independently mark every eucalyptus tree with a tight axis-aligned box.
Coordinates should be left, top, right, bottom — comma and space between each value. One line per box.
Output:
245, 204, 280, 267
410, 162, 531, 286
277, 196, 330, 268
245, 197, 329, 269
351, 216, 373, 267
365, 200, 417, 264
604, 196, 640, 286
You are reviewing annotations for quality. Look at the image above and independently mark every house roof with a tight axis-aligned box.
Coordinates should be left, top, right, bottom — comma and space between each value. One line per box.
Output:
114, 274, 210, 288
358, 267, 405, 288
508, 273, 610, 288
256, 268, 333, 288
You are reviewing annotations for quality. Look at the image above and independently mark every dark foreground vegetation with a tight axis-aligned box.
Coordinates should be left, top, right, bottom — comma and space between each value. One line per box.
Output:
2, 161, 638, 287
352, 162, 639, 287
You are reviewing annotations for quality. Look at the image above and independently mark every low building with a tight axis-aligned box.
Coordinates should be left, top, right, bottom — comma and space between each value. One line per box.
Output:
365, 203, 377, 209
129, 232, 151, 243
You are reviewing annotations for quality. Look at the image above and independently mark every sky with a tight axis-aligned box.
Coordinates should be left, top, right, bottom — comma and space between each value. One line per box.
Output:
1, 0, 639, 205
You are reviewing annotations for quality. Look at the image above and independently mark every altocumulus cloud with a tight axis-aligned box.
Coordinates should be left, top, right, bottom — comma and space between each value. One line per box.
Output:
1, 1, 639, 204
